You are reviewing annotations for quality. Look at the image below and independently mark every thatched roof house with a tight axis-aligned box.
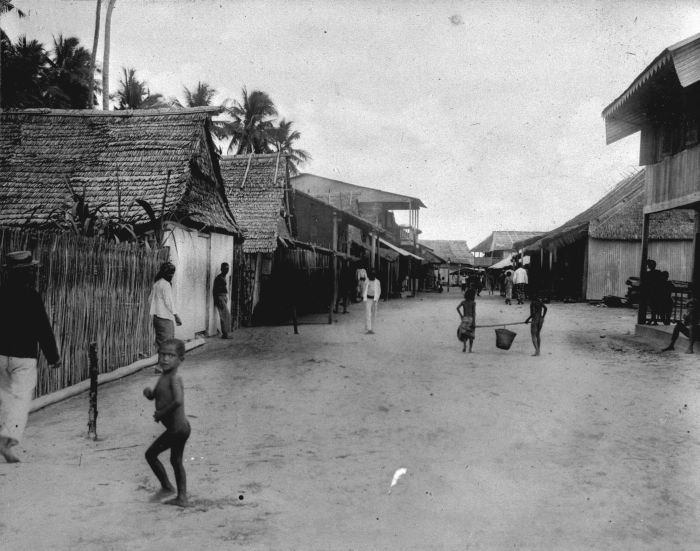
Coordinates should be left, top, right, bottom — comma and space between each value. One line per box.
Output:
472, 231, 544, 255
419, 240, 473, 265
514, 169, 694, 300
219, 153, 291, 253
0, 108, 239, 235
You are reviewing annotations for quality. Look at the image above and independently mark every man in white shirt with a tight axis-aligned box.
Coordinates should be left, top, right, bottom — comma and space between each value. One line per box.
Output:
362, 269, 381, 334
149, 262, 182, 348
513, 264, 528, 305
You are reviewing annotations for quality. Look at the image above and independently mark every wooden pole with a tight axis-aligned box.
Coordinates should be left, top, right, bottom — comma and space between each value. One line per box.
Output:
638, 213, 650, 325
88, 342, 98, 440
370, 233, 377, 269
330, 211, 338, 324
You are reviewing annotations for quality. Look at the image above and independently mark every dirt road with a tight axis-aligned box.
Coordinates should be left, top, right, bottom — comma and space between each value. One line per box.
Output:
2, 291, 700, 550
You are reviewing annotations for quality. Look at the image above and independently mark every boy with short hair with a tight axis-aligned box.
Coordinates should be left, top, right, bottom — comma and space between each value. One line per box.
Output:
525, 293, 547, 356
143, 338, 190, 507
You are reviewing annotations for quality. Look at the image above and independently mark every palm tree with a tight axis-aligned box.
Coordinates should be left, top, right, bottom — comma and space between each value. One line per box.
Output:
217, 87, 278, 154
1, 34, 47, 108
271, 118, 311, 175
87, 0, 101, 108
45, 35, 95, 108
115, 66, 167, 109
0, 0, 27, 107
101, 0, 116, 109
183, 81, 216, 107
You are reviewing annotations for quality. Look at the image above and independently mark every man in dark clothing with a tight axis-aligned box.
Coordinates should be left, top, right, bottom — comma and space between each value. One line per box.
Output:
213, 262, 231, 339
0, 251, 61, 462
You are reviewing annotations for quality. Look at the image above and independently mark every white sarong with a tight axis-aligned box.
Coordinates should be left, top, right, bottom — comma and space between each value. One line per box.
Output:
0, 355, 37, 443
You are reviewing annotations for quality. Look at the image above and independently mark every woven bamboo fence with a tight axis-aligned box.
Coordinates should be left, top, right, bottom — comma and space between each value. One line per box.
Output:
0, 227, 168, 398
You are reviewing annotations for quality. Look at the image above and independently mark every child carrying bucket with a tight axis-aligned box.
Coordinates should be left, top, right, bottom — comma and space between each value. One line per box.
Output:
456, 288, 476, 353
524, 293, 547, 356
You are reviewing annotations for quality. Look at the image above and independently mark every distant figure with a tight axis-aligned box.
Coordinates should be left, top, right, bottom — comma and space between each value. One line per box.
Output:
460, 274, 467, 292
0, 251, 61, 463
658, 271, 674, 325
513, 264, 528, 304
525, 293, 548, 356
504, 271, 514, 305
456, 288, 476, 353
363, 269, 381, 334
150, 262, 182, 349
143, 338, 191, 507
642, 259, 661, 324
213, 262, 231, 339
335, 261, 354, 314
662, 298, 698, 354
355, 266, 368, 302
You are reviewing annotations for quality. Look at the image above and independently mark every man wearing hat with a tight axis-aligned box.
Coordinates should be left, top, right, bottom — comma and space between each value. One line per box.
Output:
0, 251, 61, 463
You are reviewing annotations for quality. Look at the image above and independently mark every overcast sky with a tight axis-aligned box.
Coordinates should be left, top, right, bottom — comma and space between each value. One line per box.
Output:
5, 0, 700, 247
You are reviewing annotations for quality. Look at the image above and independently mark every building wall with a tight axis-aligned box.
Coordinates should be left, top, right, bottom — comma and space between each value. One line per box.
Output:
586, 238, 693, 300
164, 226, 238, 339
293, 193, 334, 249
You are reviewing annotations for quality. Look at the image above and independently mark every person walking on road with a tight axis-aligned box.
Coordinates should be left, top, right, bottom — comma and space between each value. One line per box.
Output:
150, 261, 182, 349
213, 262, 231, 339
363, 269, 381, 334
525, 293, 548, 356
0, 251, 61, 463
504, 271, 514, 305
513, 264, 528, 305
456, 288, 476, 353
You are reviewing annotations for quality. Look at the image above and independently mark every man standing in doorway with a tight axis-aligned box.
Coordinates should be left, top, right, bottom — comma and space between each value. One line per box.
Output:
513, 263, 528, 305
213, 263, 231, 339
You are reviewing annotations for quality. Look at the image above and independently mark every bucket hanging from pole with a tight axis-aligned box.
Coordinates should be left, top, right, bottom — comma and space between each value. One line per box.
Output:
495, 328, 516, 350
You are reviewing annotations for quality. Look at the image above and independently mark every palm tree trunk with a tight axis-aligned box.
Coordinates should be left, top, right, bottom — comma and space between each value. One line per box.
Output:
88, 0, 101, 109
101, 0, 116, 110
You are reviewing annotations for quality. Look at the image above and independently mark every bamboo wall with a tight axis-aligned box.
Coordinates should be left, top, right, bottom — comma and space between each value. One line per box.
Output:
0, 228, 168, 398
646, 144, 700, 212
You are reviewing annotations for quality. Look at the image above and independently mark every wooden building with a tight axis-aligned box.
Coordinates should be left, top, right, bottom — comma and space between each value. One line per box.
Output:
603, 32, 700, 322
0, 107, 244, 340
514, 170, 694, 301
419, 240, 473, 288
471, 231, 544, 267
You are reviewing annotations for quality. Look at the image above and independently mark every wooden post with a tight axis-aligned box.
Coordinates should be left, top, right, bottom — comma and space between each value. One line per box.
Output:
638, 213, 650, 325
88, 342, 98, 440
447, 259, 451, 292
329, 211, 338, 324
370, 233, 377, 269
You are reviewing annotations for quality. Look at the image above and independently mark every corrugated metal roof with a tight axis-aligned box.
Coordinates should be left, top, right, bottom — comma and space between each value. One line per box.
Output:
603, 32, 700, 144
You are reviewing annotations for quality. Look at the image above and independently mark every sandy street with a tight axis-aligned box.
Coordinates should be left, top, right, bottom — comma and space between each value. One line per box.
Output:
2, 291, 700, 550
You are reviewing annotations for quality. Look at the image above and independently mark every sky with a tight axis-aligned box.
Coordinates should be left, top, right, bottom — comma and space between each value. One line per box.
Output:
4, 0, 700, 247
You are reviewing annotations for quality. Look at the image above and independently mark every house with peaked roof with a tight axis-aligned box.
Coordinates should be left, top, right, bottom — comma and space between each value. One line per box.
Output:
603, 32, 700, 326
0, 107, 243, 340
419, 240, 474, 288
514, 170, 694, 301
471, 231, 544, 267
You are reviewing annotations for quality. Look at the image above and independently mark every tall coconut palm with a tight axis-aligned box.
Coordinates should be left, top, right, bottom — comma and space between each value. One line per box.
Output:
183, 81, 216, 107
271, 118, 311, 175
1, 34, 47, 108
87, 0, 101, 108
217, 87, 278, 154
45, 35, 95, 108
101, 0, 116, 109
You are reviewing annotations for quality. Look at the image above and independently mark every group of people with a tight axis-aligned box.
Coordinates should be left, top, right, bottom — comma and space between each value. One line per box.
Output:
456, 284, 547, 356
500, 264, 529, 306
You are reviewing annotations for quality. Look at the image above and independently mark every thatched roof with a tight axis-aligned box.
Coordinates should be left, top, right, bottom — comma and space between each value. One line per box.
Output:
219, 153, 291, 253
471, 231, 545, 253
419, 240, 473, 265
0, 108, 239, 234
527, 170, 693, 250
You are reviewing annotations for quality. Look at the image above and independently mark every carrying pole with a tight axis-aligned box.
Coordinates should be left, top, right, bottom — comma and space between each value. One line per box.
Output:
87, 342, 98, 440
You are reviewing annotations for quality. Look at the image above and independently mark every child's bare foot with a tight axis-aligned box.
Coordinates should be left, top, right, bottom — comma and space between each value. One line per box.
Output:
532, 352, 540, 356
661, 345, 674, 352
685, 348, 694, 354
150, 487, 175, 501
0, 445, 20, 463
164, 495, 189, 507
